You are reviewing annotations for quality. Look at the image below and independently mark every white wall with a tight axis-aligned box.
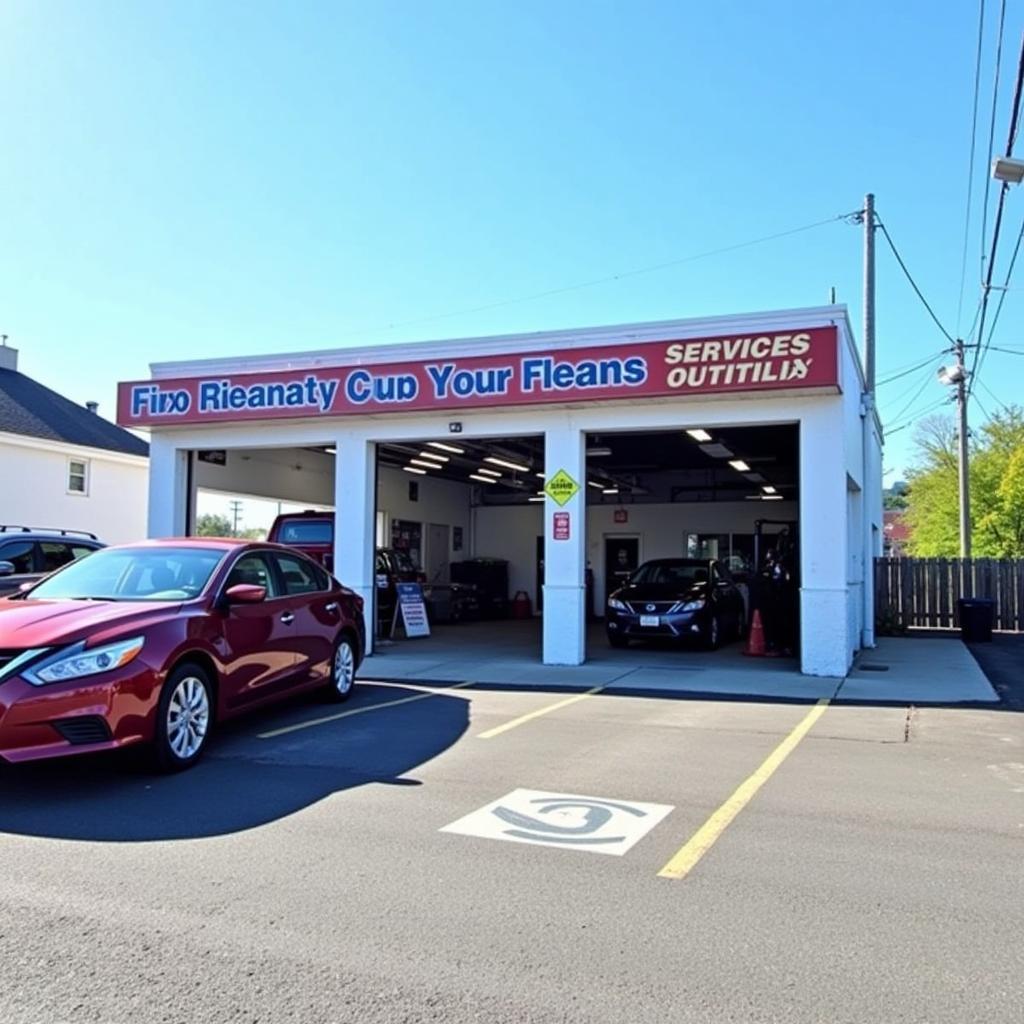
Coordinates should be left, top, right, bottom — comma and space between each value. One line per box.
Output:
0, 433, 148, 544
377, 466, 472, 581
195, 447, 334, 506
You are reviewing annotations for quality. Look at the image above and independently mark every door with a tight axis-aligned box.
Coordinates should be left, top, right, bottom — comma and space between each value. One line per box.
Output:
219, 552, 299, 709
425, 523, 450, 584
535, 535, 544, 612
604, 536, 640, 606
272, 551, 339, 683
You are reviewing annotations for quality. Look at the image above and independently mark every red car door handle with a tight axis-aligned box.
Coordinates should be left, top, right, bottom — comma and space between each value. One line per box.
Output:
325, 602, 338, 612
280, 611, 295, 625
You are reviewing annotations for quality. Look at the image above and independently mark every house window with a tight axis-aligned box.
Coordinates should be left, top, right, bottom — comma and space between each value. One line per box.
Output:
68, 459, 89, 495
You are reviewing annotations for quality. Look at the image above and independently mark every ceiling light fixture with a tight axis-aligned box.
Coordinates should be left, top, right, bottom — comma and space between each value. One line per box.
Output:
762, 485, 777, 494
729, 459, 751, 472
587, 446, 612, 457
535, 472, 546, 479
428, 441, 465, 454
602, 487, 619, 495
477, 467, 502, 478
324, 446, 337, 454
409, 459, 437, 469
403, 466, 427, 476
484, 456, 530, 472
686, 429, 712, 442
587, 481, 605, 490
469, 473, 495, 483
762, 494, 784, 501
527, 496, 545, 503
418, 451, 449, 462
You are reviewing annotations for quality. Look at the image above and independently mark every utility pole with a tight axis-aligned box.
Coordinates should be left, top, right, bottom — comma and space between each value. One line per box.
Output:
229, 499, 243, 537
863, 192, 875, 391
955, 339, 971, 558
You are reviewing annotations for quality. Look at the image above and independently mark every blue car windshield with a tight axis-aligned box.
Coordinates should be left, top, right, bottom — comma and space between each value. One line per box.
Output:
630, 562, 709, 586
28, 547, 225, 602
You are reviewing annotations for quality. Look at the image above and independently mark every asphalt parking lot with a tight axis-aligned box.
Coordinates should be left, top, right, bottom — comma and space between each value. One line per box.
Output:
0, 671, 1022, 1024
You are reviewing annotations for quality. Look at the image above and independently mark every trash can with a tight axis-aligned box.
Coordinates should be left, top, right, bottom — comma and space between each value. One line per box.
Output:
957, 598, 994, 643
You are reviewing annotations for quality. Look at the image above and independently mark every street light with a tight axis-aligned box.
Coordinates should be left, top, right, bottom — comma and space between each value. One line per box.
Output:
992, 156, 1024, 184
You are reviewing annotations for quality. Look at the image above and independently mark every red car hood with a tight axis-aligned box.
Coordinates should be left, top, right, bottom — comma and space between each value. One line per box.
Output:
0, 599, 184, 649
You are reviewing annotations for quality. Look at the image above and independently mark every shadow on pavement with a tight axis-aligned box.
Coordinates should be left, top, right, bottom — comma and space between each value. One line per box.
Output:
0, 684, 469, 843
967, 635, 1024, 709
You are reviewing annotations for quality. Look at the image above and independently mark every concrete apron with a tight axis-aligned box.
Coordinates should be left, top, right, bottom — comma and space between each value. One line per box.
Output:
363, 621, 999, 705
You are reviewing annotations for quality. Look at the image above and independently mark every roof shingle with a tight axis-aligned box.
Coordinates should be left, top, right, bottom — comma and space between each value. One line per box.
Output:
0, 369, 149, 458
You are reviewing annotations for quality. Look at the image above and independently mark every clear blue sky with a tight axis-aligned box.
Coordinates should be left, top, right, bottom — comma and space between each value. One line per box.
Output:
3, 0, 1023, 479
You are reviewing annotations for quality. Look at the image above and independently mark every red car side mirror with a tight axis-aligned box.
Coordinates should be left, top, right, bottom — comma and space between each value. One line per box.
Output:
224, 583, 267, 604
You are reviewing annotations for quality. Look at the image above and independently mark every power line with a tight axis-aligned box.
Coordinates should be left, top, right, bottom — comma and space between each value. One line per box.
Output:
875, 219, 956, 343
978, 375, 1013, 412
887, 369, 937, 426
335, 213, 856, 341
957, 0, 988, 334
972, 389, 996, 422
973, 201, 1024, 386
876, 350, 948, 387
978, 0, 1008, 285
969, 21, 1024, 389
885, 396, 954, 435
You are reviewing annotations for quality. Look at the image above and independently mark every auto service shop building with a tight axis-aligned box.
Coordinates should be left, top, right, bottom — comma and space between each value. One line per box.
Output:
118, 305, 883, 678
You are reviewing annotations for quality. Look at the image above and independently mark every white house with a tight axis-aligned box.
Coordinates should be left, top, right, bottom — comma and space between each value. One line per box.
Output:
0, 344, 149, 544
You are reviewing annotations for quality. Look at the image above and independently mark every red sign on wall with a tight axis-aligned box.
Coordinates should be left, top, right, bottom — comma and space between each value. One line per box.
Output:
614, 509, 629, 524
117, 326, 839, 427
552, 512, 571, 541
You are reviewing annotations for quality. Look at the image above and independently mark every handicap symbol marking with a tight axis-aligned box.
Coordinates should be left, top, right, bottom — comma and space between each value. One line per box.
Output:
440, 789, 674, 856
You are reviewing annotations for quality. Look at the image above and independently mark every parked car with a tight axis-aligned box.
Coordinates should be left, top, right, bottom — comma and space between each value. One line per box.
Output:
268, 511, 432, 632
0, 526, 105, 597
605, 558, 746, 650
0, 538, 365, 770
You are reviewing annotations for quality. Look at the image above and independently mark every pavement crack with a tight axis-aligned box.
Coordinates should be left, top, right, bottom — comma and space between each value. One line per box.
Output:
903, 704, 916, 743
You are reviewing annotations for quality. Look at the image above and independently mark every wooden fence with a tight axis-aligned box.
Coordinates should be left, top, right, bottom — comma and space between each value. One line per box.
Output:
874, 557, 1024, 631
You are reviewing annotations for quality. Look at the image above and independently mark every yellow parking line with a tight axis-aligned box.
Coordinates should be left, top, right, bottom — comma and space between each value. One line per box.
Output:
258, 680, 475, 739
658, 698, 830, 880
477, 686, 605, 740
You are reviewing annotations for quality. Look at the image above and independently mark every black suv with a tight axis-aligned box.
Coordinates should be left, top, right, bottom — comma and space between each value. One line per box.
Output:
0, 526, 105, 596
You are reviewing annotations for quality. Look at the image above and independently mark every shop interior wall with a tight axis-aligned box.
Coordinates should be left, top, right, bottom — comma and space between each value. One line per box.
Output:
377, 466, 472, 581
472, 500, 798, 614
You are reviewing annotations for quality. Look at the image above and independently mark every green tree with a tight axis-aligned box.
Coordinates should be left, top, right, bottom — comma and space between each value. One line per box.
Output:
904, 407, 1024, 556
195, 513, 233, 537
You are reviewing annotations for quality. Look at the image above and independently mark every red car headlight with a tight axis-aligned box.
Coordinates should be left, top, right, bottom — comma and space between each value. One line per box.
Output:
22, 636, 146, 687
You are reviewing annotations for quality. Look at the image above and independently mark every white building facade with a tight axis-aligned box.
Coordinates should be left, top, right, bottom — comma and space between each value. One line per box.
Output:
120, 306, 883, 678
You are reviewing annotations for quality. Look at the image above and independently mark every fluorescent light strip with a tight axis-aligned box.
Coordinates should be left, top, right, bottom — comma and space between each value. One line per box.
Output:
403, 466, 427, 475
418, 451, 448, 462
729, 459, 751, 472
484, 456, 531, 473
428, 441, 465, 454
527, 496, 545, 503
762, 485, 777, 494
477, 467, 502, 478
587, 481, 604, 490
408, 459, 437, 469
686, 429, 712, 442
469, 474, 495, 484
602, 487, 619, 495
535, 472, 546, 479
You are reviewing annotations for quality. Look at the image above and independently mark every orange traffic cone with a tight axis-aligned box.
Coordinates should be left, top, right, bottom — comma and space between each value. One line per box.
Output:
743, 609, 766, 657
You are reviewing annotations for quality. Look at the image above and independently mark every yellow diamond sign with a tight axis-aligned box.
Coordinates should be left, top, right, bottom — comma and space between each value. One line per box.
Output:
544, 469, 580, 506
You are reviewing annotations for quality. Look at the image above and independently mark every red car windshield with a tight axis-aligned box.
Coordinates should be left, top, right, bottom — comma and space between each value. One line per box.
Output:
27, 547, 226, 602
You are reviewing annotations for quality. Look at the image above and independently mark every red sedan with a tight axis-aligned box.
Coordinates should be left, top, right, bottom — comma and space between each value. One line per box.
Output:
0, 538, 366, 770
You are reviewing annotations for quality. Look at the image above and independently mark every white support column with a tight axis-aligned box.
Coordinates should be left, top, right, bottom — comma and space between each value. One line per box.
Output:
147, 436, 190, 538
542, 423, 586, 665
799, 406, 852, 677
334, 436, 377, 657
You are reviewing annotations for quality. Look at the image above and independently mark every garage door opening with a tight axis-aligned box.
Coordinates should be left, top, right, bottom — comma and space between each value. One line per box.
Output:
186, 444, 335, 543
585, 423, 800, 661
372, 434, 547, 661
